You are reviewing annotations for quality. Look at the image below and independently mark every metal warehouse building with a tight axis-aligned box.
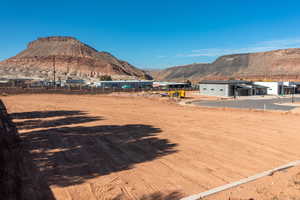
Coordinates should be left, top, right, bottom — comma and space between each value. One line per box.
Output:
94, 80, 153, 89
199, 80, 268, 97
153, 82, 191, 89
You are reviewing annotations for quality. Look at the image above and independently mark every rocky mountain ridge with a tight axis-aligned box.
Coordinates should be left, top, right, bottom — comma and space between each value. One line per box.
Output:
151, 48, 300, 82
0, 36, 152, 81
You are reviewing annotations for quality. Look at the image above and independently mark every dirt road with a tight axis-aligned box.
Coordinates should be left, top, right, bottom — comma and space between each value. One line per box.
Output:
3, 94, 300, 199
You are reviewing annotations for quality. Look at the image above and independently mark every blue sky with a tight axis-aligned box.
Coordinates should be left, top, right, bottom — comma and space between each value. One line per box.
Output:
1, 0, 300, 69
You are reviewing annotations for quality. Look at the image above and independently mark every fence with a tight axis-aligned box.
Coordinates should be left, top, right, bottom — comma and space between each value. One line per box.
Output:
0, 86, 198, 95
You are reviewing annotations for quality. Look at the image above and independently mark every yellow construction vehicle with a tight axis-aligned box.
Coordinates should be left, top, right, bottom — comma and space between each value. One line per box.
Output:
166, 90, 186, 98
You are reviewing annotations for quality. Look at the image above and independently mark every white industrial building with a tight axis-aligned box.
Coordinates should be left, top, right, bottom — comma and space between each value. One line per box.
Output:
199, 80, 268, 97
254, 81, 300, 95
254, 82, 283, 95
199, 80, 300, 97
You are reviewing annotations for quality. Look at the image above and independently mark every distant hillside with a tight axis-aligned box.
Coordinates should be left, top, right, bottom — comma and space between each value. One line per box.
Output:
0, 36, 152, 81
151, 48, 300, 82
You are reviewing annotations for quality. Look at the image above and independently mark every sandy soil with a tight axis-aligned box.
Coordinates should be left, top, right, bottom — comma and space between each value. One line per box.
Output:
205, 165, 300, 200
2, 94, 300, 200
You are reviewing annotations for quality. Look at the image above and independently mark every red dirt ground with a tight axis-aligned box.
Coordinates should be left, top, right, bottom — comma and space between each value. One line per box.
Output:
204, 165, 300, 200
2, 94, 300, 200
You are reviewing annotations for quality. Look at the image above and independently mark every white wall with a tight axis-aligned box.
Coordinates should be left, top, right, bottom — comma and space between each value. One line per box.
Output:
199, 84, 230, 97
254, 82, 283, 95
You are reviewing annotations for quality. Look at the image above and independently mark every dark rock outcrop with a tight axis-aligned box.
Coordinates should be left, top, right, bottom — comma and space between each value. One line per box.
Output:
0, 100, 55, 200
0, 100, 22, 200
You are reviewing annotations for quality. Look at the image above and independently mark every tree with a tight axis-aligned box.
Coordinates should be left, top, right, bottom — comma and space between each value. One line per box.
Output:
185, 80, 192, 86
99, 75, 112, 81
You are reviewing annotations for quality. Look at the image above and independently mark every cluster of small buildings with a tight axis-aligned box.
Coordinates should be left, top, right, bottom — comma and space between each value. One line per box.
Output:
0, 78, 191, 90
2, 77, 300, 97
199, 80, 300, 97
90, 80, 190, 89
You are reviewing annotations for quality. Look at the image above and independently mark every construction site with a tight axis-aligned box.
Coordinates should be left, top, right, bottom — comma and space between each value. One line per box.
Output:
1, 92, 300, 200
3, 1, 300, 199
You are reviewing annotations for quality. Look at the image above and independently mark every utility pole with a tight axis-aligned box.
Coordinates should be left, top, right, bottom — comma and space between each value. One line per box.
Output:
292, 84, 296, 103
53, 56, 56, 88
233, 85, 237, 99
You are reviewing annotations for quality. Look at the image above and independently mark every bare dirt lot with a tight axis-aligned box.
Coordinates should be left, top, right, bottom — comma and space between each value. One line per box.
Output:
205, 164, 300, 200
3, 94, 300, 200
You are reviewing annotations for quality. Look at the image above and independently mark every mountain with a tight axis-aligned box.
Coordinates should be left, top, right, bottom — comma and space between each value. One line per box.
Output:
0, 36, 152, 81
151, 48, 300, 82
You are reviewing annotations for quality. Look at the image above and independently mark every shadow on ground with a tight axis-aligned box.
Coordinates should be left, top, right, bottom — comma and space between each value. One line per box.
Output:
15, 115, 102, 129
11, 110, 86, 119
14, 110, 177, 189
22, 149, 56, 200
113, 191, 184, 200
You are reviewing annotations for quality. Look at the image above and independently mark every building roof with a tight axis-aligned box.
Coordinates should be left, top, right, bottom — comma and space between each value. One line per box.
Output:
252, 84, 269, 89
97, 80, 153, 83
153, 81, 189, 86
199, 80, 251, 85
